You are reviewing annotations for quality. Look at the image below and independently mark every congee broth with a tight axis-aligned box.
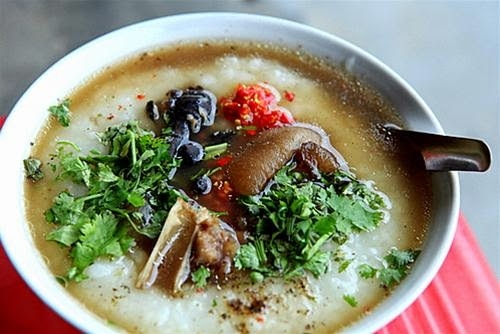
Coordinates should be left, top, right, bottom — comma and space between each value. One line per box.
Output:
25, 40, 431, 333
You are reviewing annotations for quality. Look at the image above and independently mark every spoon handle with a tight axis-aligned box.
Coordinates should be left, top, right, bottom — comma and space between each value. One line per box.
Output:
384, 125, 491, 172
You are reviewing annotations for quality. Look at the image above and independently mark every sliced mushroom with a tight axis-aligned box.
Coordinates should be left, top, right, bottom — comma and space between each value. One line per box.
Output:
145, 100, 160, 121
227, 124, 347, 195
167, 121, 190, 155
164, 87, 217, 133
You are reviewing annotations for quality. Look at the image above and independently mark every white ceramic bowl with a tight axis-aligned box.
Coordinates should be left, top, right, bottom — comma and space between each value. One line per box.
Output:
0, 13, 459, 333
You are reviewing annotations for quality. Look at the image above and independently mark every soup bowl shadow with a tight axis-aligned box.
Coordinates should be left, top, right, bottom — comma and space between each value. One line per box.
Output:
0, 13, 459, 333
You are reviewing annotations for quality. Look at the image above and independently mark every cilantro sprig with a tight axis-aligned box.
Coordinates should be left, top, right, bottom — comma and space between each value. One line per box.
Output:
48, 99, 72, 127
45, 121, 182, 281
343, 294, 358, 307
235, 164, 389, 281
358, 248, 420, 288
191, 266, 211, 288
23, 157, 44, 181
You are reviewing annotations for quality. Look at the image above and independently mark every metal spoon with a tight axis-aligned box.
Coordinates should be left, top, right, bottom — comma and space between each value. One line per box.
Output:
382, 124, 491, 172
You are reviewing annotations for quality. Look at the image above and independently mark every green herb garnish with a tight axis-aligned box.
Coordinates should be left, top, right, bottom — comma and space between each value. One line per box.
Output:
23, 157, 44, 181
378, 248, 420, 288
357, 263, 378, 279
234, 164, 389, 281
191, 266, 211, 288
357, 248, 420, 288
343, 294, 358, 307
338, 259, 353, 273
203, 142, 228, 160
48, 98, 71, 127
45, 121, 182, 281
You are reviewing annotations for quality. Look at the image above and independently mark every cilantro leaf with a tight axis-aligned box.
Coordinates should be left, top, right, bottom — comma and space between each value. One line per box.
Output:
343, 294, 358, 307
236, 164, 389, 282
45, 121, 181, 282
357, 248, 420, 288
234, 243, 263, 271
378, 268, 405, 287
378, 248, 420, 288
48, 98, 71, 127
23, 158, 44, 181
338, 259, 353, 273
384, 248, 420, 268
69, 211, 134, 281
44, 191, 87, 226
357, 263, 378, 279
46, 224, 83, 247
50, 141, 91, 186
191, 266, 211, 288
302, 251, 330, 278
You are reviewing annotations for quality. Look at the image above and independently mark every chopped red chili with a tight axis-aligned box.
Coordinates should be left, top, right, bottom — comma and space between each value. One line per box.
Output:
215, 155, 232, 167
220, 83, 295, 134
283, 90, 295, 102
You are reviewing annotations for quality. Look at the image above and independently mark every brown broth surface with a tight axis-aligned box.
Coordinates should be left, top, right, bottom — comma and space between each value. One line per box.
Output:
25, 40, 431, 333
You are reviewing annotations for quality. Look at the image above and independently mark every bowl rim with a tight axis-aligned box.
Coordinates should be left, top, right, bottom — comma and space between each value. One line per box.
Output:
0, 12, 459, 334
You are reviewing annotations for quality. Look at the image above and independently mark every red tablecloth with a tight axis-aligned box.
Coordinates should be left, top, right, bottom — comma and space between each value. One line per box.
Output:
1, 115, 499, 333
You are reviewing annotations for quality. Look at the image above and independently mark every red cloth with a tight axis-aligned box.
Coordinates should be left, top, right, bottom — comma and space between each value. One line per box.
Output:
0, 246, 79, 333
378, 215, 500, 333
1, 115, 499, 333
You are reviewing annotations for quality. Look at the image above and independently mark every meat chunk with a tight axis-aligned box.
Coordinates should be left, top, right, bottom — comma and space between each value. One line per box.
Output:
294, 141, 341, 179
136, 198, 240, 295
227, 124, 347, 195
194, 219, 240, 275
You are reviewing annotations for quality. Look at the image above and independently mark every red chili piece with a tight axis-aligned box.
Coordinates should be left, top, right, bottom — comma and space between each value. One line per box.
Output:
220, 83, 295, 134
283, 90, 295, 102
215, 155, 232, 167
